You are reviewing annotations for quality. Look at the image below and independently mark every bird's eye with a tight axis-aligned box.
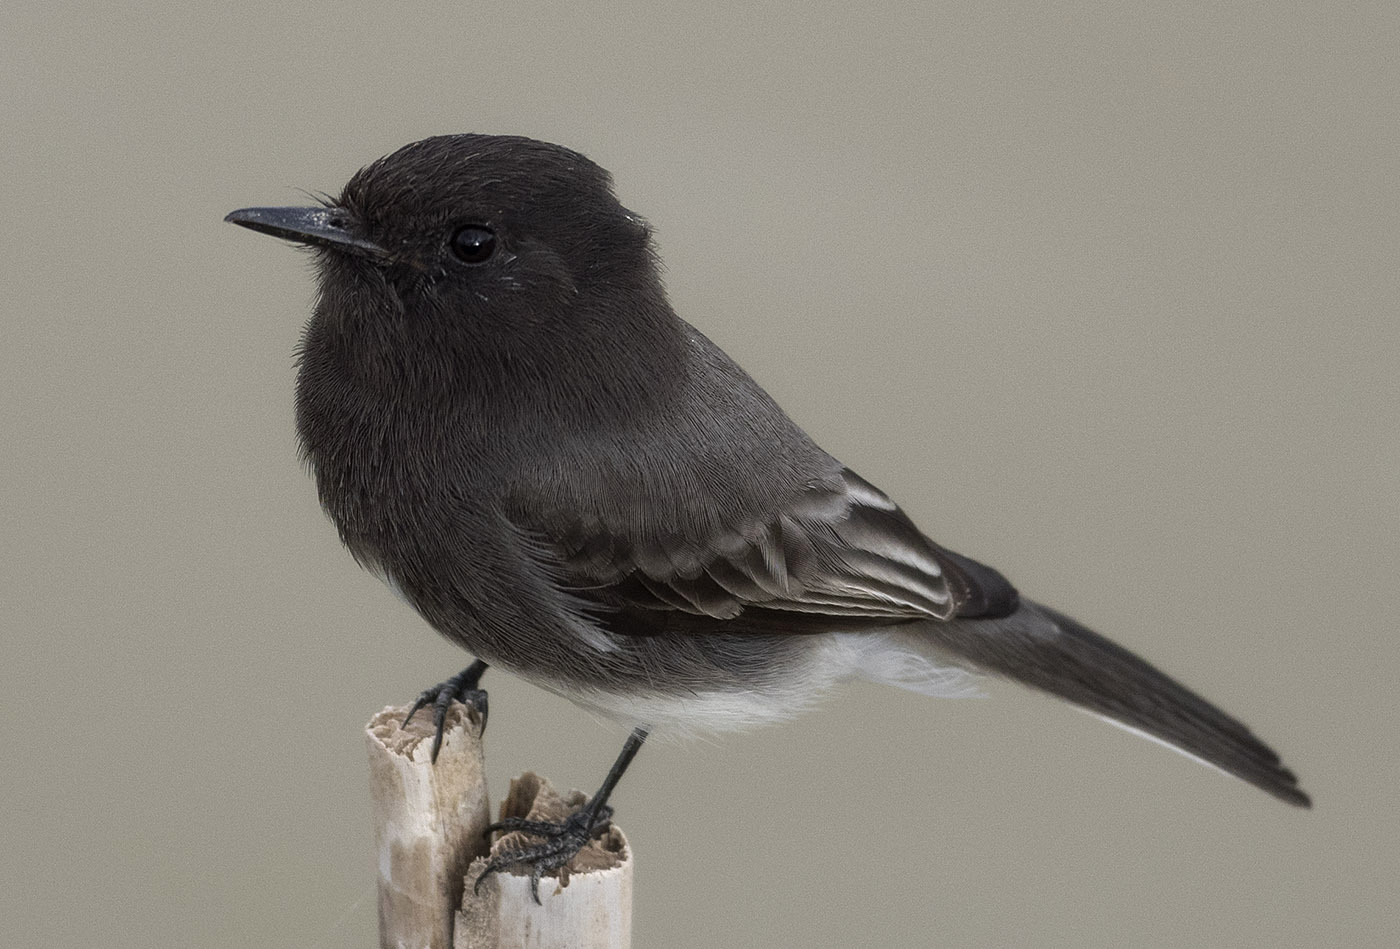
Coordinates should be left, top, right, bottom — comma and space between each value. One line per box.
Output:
450, 225, 497, 264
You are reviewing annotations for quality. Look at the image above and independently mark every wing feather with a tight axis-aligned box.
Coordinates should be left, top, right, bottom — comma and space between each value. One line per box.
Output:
521, 467, 1019, 634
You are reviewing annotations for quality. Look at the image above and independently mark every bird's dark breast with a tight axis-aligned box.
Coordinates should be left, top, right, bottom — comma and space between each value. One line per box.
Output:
294, 313, 506, 624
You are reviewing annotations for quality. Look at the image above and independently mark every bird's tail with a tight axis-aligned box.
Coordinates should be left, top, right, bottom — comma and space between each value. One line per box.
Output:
904, 600, 1310, 807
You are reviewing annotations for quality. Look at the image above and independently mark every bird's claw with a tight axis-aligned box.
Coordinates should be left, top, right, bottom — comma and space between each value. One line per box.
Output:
400, 662, 488, 763
473, 805, 615, 904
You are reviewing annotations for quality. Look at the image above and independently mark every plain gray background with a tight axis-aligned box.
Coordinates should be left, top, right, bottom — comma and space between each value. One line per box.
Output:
4, 2, 1396, 946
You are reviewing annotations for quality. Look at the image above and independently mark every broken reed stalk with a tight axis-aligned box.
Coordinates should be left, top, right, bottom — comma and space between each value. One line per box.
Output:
365, 703, 633, 949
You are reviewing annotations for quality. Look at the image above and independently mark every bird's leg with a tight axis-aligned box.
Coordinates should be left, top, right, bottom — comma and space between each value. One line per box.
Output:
474, 727, 649, 903
401, 659, 489, 762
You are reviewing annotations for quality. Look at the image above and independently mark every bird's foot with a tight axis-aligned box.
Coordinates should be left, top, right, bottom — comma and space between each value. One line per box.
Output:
474, 804, 616, 904
401, 660, 488, 762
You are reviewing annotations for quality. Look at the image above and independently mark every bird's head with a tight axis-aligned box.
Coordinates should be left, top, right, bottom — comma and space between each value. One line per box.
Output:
230, 133, 658, 324
229, 134, 678, 407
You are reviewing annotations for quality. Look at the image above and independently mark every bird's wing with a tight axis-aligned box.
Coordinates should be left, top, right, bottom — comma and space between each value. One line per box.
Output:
516, 467, 1019, 633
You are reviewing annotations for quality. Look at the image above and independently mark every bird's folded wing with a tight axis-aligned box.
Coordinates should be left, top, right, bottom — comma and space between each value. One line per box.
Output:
515, 467, 1018, 631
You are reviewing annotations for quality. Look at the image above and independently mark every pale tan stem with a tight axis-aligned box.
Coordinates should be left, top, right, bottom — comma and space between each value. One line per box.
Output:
366, 703, 492, 949
366, 706, 634, 948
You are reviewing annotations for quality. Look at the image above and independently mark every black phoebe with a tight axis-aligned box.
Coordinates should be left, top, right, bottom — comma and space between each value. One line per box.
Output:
227, 134, 1308, 896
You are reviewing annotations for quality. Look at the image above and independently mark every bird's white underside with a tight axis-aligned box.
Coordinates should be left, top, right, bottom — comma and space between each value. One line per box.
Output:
558, 630, 984, 738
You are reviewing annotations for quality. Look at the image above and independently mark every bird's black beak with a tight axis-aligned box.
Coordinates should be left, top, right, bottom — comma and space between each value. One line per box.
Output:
224, 206, 388, 260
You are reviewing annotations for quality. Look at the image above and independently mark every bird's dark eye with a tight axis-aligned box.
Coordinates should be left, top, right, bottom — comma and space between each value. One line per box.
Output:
450, 225, 497, 264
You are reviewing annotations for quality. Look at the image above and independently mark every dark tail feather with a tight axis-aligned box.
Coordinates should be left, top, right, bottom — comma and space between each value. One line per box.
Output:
924, 599, 1310, 807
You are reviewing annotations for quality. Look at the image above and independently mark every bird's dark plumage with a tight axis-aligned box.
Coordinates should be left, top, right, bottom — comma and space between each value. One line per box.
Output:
229, 133, 1309, 826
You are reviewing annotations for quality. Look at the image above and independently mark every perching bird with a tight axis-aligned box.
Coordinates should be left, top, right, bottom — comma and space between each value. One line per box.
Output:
227, 133, 1309, 898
